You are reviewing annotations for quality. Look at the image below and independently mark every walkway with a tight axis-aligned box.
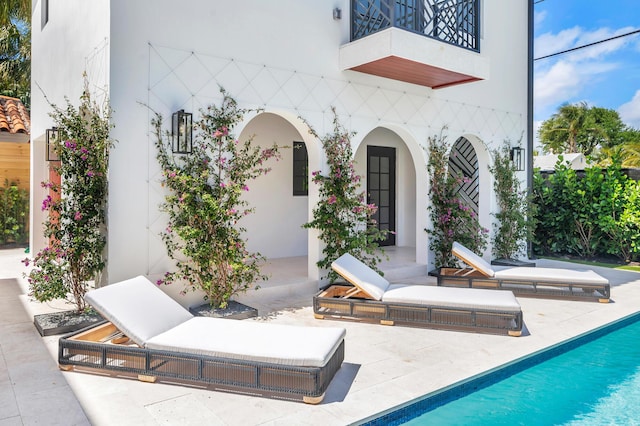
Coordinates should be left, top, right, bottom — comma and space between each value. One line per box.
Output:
1, 247, 639, 425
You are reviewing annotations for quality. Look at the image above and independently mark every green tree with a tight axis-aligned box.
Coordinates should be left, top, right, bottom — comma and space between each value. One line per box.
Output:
538, 102, 629, 156
617, 129, 640, 168
538, 102, 592, 154
0, 0, 30, 107
0, 0, 29, 25
594, 126, 640, 168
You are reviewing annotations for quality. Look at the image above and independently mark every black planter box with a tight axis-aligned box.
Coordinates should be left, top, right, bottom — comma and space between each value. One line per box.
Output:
189, 301, 258, 320
491, 258, 536, 267
34, 309, 104, 336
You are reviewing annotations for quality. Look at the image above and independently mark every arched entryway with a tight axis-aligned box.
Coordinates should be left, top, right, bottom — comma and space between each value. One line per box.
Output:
237, 112, 311, 259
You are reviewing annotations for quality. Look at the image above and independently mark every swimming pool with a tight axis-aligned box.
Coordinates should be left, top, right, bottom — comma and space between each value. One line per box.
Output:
360, 312, 640, 425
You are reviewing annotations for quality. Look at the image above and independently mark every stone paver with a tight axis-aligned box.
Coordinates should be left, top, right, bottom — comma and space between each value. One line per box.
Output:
1, 247, 639, 425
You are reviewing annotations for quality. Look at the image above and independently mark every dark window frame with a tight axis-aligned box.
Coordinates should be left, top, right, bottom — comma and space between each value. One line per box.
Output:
293, 141, 308, 196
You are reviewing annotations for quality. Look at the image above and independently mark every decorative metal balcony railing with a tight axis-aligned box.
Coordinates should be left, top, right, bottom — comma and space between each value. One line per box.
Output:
351, 0, 480, 52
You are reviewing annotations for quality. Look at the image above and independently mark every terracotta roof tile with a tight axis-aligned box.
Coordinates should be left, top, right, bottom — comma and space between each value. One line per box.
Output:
0, 96, 30, 135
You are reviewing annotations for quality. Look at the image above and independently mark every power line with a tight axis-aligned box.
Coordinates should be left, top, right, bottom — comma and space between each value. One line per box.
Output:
535, 28, 640, 61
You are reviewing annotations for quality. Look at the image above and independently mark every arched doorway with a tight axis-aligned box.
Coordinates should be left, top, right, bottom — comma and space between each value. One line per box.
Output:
237, 112, 309, 259
354, 127, 417, 250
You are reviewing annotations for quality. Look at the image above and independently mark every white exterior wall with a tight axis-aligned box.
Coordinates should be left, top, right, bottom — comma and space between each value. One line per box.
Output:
30, 0, 529, 292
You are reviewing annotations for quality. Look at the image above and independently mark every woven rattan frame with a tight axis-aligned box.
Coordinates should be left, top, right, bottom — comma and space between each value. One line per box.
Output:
58, 321, 344, 404
313, 285, 523, 336
430, 268, 611, 303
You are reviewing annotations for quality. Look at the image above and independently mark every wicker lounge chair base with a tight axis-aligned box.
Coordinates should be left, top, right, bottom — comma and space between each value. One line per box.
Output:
435, 242, 611, 303
314, 284, 522, 336
58, 276, 346, 404
430, 267, 610, 303
314, 254, 524, 337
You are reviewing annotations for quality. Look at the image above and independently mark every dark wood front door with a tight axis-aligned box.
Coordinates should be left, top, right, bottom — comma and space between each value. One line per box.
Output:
367, 146, 396, 246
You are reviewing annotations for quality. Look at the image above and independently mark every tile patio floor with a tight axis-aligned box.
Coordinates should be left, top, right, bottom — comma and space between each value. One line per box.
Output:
1, 247, 640, 425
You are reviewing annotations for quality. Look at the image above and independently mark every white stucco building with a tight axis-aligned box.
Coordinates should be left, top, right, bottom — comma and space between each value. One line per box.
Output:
30, 0, 532, 304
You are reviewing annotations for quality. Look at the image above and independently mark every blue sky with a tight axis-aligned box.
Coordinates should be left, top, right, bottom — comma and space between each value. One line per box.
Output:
534, 0, 640, 131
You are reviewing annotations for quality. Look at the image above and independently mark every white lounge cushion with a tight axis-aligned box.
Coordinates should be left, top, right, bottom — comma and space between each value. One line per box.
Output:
85, 275, 194, 347
494, 267, 609, 285
452, 242, 495, 277
382, 284, 521, 313
331, 253, 390, 300
146, 317, 346, 367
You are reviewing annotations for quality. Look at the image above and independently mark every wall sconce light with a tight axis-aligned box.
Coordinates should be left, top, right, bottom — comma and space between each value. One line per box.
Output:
333, 8, 342, 20
46, 127, 60, 161
172, 109, 193, 154
510, 146, 525, 171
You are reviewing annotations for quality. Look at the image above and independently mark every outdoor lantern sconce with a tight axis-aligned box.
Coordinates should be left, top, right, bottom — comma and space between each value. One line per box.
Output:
510, 146, 525, 171
46, 127, 60, 161
172, 109, 193, 154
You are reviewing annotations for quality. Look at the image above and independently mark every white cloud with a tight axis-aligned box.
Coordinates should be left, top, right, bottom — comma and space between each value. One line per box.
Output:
535, 61, 581, 108
534, 26, 637, 118
534, 60, 619, 115
535, 26, 582, 59
618, 90, 640, 129
568, 26, 637, 61
535, 26, 636, 61
534, 10, 547, 29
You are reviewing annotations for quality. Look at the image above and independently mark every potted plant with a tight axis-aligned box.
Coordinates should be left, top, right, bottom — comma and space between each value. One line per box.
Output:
153, 89, 281, 309
24, 83, 114, 335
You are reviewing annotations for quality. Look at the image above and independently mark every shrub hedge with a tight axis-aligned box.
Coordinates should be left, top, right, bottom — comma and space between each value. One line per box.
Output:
532, 158, 640, 263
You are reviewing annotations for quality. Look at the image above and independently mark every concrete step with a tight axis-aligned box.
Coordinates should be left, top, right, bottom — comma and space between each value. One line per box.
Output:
382, 263, 429, 282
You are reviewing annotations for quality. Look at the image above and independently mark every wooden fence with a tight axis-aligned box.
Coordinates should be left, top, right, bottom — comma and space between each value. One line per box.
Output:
0, 141, 29, 190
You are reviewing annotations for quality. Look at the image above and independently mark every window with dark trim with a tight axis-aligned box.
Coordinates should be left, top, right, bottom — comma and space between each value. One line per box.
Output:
293, 141, 308, 196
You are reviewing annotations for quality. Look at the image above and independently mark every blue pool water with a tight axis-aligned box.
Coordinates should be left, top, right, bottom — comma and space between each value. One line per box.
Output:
364, 313, 640, 425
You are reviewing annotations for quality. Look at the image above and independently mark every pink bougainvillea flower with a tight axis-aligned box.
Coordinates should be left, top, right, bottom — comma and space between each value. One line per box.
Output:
74, 211, 82, 221
327, 195, 337, 204
41, 195, 52, 211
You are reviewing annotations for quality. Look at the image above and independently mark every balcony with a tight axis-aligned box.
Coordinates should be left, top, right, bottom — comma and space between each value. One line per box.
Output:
340, 0, 488, 89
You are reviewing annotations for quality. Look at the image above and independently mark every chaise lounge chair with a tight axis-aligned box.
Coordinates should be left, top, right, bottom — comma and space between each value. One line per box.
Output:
313, 253, 523, 336
429, 242, 610, 303
58, 276, 345, 404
